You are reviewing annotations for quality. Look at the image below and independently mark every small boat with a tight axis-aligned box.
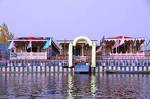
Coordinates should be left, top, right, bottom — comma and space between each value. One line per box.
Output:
74, 64, 90, 73
106, 70, 150, 74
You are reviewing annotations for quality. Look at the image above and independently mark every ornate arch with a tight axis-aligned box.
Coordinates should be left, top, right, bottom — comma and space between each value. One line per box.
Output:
73, 36, 92, 46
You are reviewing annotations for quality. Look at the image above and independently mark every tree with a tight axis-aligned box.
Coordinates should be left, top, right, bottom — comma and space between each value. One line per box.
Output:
0, 26, 7, 44
0, 23, 14, 45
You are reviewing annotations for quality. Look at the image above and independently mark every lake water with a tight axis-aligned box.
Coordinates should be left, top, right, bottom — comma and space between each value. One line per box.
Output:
0, 73, 150, 99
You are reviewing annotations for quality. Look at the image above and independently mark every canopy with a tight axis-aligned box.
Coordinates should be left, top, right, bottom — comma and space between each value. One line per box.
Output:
43, 39, 52, 49
106, 36, 132, 39
17, 37, 44, 40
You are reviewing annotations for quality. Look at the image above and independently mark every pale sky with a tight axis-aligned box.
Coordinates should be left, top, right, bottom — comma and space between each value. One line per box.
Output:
0, 0, 150, 40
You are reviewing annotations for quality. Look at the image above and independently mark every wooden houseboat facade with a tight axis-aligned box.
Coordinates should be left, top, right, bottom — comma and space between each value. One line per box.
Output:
0, 35, 149, 73
8, 37, 59, 60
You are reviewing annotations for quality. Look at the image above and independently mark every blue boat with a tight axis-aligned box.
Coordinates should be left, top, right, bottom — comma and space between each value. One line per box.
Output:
74, 64, 90, 73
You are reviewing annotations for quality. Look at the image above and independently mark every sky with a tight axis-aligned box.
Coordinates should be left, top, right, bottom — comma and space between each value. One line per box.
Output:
0, 0, 150, 40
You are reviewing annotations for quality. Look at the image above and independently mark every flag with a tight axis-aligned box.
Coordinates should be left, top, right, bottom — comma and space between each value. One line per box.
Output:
146, 40, 150, 46
96, 36, 105, 53
27, 41, 32, 49
8, 41, 14, 49
132, 38, 136, 48
43, 39, 52, 49
112, 36, 125, 49
113, 40, 120, 49
119, 36, 125, 45
100, 36, 105, 46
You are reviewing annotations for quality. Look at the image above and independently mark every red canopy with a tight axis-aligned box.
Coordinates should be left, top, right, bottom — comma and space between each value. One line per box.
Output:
106, 36, 132, 39
17, 37, 44, 40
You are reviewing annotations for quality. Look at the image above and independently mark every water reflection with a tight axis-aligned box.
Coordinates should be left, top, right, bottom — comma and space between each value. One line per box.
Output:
0, 73, 150, 99
67, 74, 73, 99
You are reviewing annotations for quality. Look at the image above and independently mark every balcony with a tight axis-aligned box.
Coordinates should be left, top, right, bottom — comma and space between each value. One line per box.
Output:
10, 52, 47, 59
73, 56, 91, 63
96, 52, 145, 60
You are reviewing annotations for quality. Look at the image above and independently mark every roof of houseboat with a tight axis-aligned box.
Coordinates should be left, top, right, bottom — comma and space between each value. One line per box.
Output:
17, 37, 44, 40
105, 36, 144, 41
8, 36, 60, 50
106, 36, 132, 39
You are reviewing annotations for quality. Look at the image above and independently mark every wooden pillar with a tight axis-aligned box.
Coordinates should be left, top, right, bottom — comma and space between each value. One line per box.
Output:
68, 43, 73, 67
91, 42, 96, 67
31, 41, 32, 59
81, 44, 84, 56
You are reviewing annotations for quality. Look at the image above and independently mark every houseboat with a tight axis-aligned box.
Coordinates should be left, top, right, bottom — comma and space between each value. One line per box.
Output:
57, 36, 147, 73
0, 35, 149, 73
8, 37, 59, 60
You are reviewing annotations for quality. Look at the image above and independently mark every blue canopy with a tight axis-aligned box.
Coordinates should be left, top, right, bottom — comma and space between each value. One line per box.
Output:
43, 39, 52, 49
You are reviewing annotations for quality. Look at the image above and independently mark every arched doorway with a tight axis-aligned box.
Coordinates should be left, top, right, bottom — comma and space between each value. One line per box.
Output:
68, 36, 96, 68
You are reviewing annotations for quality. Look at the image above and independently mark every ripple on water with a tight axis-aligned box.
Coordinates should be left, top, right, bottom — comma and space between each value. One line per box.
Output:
0, 73, 150, 99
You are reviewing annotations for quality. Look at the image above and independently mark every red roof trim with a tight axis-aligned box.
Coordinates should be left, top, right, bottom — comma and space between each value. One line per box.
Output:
17, 37, 44, 40
106, 36, 132, 39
